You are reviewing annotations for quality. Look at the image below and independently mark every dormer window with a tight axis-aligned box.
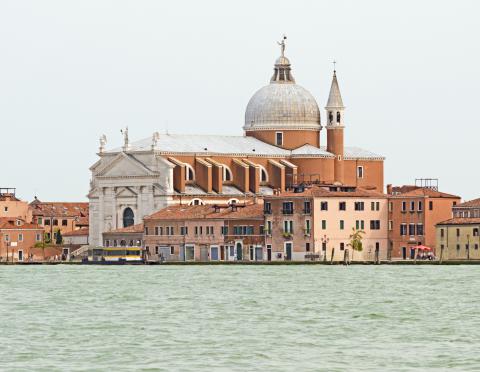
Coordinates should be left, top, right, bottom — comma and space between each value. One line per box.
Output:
185, 164, 195, 181
16, 219, 21, 226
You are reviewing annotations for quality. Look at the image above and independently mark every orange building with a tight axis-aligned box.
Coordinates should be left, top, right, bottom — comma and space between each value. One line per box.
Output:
30, 198, 89, 243
387, 182, 460, 259
89, 41, 385, 247
0, 188, 32, 222
0, 217, 44, 262
143, 203, 264, 262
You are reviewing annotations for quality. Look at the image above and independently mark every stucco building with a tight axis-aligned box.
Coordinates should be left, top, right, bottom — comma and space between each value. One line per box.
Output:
143, 203, 264, 262
263, 185, 388, 261
0, 188, 32, 222
0, 217, 44, 262
435, 198, 480, 260
386, 183, 460, 260
30, 198, 89, 243
88, 41, 385, 247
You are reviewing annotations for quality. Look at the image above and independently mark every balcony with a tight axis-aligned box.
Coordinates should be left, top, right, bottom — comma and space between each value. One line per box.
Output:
282, 231, 293, 239
282, 209, 294, 215
303, 209, 311, 215
263, 209, 272, 215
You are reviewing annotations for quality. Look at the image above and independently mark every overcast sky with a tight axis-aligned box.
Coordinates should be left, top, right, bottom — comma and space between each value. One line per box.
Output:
1, 0, 478, 202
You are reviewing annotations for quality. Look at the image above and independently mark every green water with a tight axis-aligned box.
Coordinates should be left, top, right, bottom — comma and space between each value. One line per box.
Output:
1, 266, 479, 371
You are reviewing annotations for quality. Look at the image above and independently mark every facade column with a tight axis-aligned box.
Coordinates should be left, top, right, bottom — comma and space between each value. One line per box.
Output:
136, 186, 143, 224
98, 187, 105, 246
111, 187, 117, 230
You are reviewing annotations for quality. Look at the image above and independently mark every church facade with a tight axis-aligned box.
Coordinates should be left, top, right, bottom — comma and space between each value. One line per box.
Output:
88, 43, 385, 246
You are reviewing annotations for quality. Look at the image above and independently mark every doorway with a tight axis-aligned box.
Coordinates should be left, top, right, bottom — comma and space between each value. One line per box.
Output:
255, 246, 263, 261
285, 242, 292, 261
402, 246, 407, 260
267, 245, 272, 261
236, 242, 243, 261
210, 246, 219, 261
18, 250, 23, 262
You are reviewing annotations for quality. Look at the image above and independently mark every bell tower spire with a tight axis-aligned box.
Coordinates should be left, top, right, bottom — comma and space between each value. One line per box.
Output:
326, 67, 345, 184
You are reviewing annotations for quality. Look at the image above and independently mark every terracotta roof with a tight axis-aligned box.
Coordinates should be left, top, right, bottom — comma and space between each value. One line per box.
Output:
266, 185, 386, 199
454, 198, 480, 208
30, 201, 89, 218
437, 218, 480, 226
389, 187, 460, 199
145, 203, 264, 221
106, 223, 144, 234
0, 194, 21, 202
0, 218, 42, 230
76, 216, 89, 227
63, 227, 89, 237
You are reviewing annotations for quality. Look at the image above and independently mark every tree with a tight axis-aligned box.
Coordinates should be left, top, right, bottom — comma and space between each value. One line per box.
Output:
347, 227, 365, 261
55, 229, 63, 245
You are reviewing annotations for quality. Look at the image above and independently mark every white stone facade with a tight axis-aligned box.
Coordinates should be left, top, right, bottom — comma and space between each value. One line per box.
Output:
88, 151, 174, 247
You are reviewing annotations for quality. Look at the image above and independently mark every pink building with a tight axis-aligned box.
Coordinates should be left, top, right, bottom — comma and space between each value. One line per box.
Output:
264, 185, 388, 261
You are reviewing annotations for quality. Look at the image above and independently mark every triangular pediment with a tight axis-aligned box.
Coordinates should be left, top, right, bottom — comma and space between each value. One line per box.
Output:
116, 187, 138, 198
96, 152, 155, 177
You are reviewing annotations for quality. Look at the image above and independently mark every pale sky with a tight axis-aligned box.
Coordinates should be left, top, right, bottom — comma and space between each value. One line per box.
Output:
1, 0, 478, 202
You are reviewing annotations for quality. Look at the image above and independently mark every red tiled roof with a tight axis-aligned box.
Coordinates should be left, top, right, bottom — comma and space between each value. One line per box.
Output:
0, 194, 21, 202
106, 223, 144, 234
145, 203, 264, 221
30, 201, 89, 218
437, 218, 480, 226
63, 227, 89, 237
389, 187, 460, 199
267, 185, 386, 199
454, 198, 480, 208
0, 218, 42, 230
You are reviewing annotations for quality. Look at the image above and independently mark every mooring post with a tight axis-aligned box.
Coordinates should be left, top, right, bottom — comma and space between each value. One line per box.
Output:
330, 248, 335, 264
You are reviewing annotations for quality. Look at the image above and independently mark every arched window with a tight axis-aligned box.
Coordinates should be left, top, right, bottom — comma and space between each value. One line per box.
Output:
223, 166, 233, 182
228, 198, 239, 205
185, 164, 195, 181
328, 111, 333, 124
336, 111, 341, 123
120, 240, 127, 247
259, 166, 268, 183
189, 198, 205, 206
123, 207, 134, 228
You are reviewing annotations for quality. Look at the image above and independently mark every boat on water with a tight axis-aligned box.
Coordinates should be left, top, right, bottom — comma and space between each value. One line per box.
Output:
83, 247, 145, 264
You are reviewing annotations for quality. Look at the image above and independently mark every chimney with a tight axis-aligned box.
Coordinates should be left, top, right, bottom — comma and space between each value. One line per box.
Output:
386, 184, 392, 195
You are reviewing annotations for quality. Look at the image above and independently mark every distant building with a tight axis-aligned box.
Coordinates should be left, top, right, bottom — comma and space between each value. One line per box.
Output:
30, 198, 89, 243
88, 41, 385, 247
452, 198, 480, 218
0, 188, 32, 222
0, 217, 43, 262
264, 185, 388, 261
387, 182, 460, 260
102, 223, 144, 249
143, 203, 264, 261
436, 218, 480, 260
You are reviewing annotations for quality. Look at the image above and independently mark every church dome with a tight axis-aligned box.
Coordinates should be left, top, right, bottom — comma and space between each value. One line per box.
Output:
244, 47, 321, 131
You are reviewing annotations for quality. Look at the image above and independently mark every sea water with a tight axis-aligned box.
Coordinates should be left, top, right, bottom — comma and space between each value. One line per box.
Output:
1, 265, 479, 371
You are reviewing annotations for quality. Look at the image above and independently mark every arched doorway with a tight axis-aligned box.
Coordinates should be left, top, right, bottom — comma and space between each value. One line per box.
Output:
236, 242, 243, 261
123, 207, 134, 228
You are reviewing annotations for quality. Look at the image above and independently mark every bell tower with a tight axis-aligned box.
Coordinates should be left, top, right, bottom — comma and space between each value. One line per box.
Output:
325, 68, 345, 184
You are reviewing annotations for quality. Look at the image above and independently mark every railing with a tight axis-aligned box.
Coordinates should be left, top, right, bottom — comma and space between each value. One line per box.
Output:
282, 209, 294, 215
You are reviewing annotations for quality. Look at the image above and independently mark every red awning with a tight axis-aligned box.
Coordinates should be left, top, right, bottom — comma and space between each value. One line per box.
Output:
412, 245, 432, 251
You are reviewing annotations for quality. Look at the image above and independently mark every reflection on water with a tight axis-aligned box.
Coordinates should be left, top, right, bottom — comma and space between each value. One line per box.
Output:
1, 265, 480, 371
